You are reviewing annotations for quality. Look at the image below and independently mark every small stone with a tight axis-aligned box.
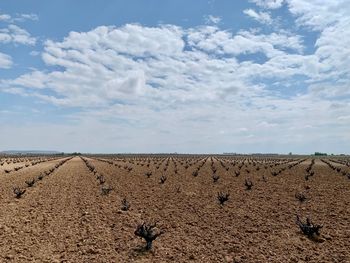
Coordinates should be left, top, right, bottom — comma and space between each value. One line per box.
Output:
323, 234, 332, 240
225, 255, 233, 262
234, 256, 242, 263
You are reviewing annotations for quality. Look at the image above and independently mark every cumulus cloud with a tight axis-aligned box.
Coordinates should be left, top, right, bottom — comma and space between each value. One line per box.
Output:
0, 23, 311, 108
187, 26, 304, 57
0, 13, 11, 21
14, 13, 39, 22
0, 12, 37, 68
0, 12, 38, 23
287, 0, 350, 98
0, 4, 349, 153
243, 9, 272, 24
0, 16, 338, 107
0, 14, 37, 69
0, 52, 13, 69
204, 15, 222, 24
0, 24, 36, 45
250, 0, 284, 9
287, 0, 348, 30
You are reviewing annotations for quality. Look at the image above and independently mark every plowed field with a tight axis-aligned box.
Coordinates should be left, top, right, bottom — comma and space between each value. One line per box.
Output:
0, 156, 349, 262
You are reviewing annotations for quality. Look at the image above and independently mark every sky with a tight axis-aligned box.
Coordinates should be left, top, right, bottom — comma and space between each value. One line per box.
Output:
0, 0, 349, 154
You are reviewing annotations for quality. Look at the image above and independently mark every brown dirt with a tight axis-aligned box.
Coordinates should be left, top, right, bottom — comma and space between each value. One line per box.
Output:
0, 156, 349, 262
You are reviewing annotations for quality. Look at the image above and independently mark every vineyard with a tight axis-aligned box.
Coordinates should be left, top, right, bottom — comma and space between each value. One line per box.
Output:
0, 155, 349, 262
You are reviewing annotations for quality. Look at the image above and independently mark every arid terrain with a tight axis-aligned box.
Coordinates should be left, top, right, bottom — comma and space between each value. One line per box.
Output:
0, 155, 349, 262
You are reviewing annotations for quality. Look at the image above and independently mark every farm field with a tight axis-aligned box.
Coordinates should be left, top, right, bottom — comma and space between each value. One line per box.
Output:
0, 155, 349, 262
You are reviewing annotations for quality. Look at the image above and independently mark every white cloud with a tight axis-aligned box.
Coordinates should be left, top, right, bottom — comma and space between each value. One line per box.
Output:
0, 14, 11, 21
243, 9, 272, 24
205, 15, 222, 24
250, 0, 284, 9
0, 12, 37, 67
30, 50, 40, 56
0, 23, 309, 110
7, 70, 47, 89
0, 23, 325, 109
0, 12, 38, 23
0, 3, 350, 153
337, 115, 350, 121
0, 52, 12, 69
187, 27, 303, 57
287, 0, 349, 30
0, 24, 36, 45
285, 0, 350, 97
14, 13, 39, 22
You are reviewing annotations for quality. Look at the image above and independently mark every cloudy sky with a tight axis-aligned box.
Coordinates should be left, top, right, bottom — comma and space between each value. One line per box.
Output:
0, 0, 349, 154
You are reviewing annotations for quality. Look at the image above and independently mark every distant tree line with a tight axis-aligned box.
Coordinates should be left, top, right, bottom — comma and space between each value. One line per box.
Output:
314, 152, 327, 156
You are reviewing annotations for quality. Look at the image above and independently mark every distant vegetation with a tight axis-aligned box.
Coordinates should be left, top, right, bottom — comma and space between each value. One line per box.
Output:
314, 152, 328, 156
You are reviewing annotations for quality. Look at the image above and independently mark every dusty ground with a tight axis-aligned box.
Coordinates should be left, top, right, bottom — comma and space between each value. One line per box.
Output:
0, 155, 349, 262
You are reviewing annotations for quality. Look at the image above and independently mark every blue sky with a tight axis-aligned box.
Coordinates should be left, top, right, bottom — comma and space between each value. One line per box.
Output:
0, 0, 349, 154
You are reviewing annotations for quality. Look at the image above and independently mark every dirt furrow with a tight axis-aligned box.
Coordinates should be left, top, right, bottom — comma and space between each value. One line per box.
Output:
0, 157, 121, 262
